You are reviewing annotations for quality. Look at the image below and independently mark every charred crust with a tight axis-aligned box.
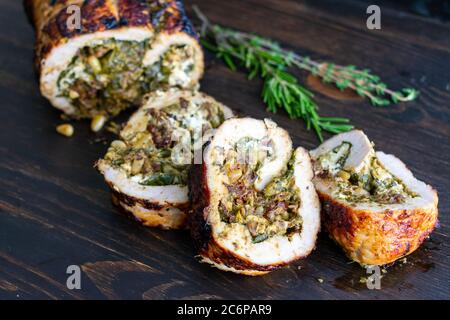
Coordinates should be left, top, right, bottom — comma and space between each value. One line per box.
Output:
111, 193, 145, 225
200, 238, 285, 273
188, 163, 213, 251
101, 16, 119, 29
149, 0, 197, 38
118, 0, 152, 28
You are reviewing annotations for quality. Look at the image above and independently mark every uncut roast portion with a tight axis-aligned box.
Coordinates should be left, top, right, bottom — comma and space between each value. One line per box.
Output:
189, 118, 321, 275
310, 130, 439, 266
25, 0, 204, 118
97, 90, 233, 229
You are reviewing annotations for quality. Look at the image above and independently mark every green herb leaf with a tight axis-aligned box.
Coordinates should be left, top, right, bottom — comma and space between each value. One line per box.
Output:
192, 6, 419, 141
139, 173, 177, 186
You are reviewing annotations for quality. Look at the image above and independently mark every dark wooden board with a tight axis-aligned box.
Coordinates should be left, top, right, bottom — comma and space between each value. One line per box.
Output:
0, 0, 449, 300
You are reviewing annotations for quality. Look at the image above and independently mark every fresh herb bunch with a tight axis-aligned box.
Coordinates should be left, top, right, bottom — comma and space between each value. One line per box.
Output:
193, 6, 419, 141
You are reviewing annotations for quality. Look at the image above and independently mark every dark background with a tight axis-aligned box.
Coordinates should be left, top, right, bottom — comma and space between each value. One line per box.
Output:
395, 0, 450, 21
0, 0, 449, 299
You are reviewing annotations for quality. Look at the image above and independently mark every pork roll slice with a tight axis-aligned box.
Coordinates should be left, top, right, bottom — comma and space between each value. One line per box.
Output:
97, 90, 233, 229
310, 130, 439, 266
25, 0, 203, 119
189, 118, 320, 275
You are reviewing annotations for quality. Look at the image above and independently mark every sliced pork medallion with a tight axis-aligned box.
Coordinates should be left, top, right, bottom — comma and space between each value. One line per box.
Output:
25, 0, 204, 119
310, 130, 439, 266
97, 90, 233, 229
189, 118, 320, 275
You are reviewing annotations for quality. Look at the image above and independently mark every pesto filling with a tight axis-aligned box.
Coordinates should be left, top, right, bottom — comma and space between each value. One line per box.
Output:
58, 39, 195, 118
103, 97, 225, 186
219, 145, 302, 243
315, 142, 418, 204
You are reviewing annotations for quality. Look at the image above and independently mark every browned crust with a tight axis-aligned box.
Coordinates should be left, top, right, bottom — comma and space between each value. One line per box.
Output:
24, 0, 198, 72
106, 180, 189, 230
319, 191, 439, 265
188, 164, 288, 274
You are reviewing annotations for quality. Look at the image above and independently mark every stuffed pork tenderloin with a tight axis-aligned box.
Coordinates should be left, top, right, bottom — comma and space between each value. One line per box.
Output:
97, 90, 233, 229
310, 130, 439, 266
25, 0, 204, 119
189, 118, 321, 275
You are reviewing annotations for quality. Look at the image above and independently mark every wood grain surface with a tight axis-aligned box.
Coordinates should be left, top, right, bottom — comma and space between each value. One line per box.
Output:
0, 0, 449, 299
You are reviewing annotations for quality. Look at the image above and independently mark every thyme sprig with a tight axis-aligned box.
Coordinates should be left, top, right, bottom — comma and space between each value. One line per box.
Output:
193, 6, 419, 141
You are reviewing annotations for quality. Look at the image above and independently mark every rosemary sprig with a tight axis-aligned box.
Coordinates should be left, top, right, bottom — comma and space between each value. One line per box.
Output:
193, 6, 419, 141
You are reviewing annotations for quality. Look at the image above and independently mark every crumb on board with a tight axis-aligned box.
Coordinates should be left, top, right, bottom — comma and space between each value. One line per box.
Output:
91, 114, 107, 132
56, 124, 74, 137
